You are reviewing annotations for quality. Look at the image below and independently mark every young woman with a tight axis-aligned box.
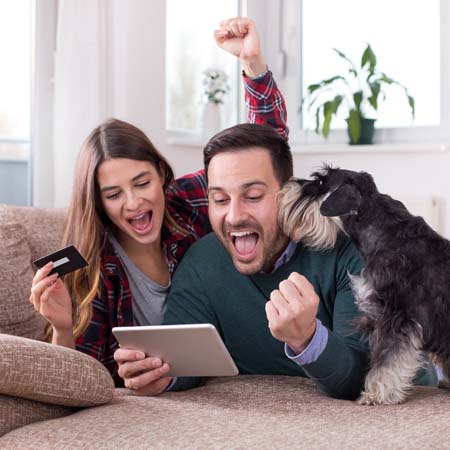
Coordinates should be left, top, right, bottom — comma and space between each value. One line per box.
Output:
30, 17, 287, 386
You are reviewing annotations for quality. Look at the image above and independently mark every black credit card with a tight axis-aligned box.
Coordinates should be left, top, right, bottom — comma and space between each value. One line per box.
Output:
33, 245, 88, 277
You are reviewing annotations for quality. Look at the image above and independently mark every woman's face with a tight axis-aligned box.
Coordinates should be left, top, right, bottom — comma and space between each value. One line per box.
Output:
97, 158, 166, 249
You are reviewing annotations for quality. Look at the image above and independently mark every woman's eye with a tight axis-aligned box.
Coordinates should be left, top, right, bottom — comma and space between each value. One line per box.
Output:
136, 181, 150, 188
106, 192, 120, 200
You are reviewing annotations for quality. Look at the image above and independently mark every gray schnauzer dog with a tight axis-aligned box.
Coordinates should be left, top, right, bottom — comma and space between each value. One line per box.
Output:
278, 166, 450, 405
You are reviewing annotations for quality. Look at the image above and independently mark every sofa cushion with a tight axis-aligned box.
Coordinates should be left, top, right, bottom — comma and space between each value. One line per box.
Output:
0, 395, 74, 438
0, 204, 65, 262
0, 334, 115, 408
0, 223, 46, 340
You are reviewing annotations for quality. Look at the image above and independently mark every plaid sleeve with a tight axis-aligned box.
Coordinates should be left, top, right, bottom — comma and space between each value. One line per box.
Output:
243, 69, 289, 141
166, 169, 211, 239
75, 261, 131, 386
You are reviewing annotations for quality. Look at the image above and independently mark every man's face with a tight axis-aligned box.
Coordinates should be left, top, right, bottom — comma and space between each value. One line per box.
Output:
207, 148, 288, 275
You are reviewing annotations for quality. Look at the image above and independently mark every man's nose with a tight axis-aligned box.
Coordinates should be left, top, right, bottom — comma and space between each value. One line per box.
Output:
226, 199, 247, 224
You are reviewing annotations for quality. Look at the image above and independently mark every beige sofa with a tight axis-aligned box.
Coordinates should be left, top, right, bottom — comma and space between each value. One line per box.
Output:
1, 203, 450, 450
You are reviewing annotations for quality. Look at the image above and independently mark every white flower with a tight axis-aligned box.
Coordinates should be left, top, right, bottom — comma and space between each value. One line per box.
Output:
202, 68, 230, 105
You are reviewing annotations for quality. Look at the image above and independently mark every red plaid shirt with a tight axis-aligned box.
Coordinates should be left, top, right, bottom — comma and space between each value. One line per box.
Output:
76, 70, 288, 385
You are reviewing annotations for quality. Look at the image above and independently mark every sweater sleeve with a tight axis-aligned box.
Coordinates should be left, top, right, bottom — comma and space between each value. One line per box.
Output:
299, 239, 370, 400
163, 254, 219, 391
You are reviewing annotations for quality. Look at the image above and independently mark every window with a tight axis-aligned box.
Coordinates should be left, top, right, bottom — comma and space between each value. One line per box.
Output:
248, 0, 449, 145
166, 0, 240, 133
302, 0, 439, 130
0, 0, 33, 159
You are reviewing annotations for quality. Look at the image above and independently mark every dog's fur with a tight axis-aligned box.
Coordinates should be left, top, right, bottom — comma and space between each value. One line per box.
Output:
278, 166, 450, 405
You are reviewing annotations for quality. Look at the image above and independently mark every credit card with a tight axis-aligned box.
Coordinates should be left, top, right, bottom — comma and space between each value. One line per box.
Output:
33, 245, 88, 277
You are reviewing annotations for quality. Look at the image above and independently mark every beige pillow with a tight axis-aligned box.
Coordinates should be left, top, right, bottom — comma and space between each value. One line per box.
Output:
0, 394, 74, 437
0, 223, 46, 340
0, 334, 115, 407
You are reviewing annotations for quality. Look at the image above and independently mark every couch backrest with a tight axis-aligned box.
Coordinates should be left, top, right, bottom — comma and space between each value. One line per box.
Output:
0, 204, 65, 340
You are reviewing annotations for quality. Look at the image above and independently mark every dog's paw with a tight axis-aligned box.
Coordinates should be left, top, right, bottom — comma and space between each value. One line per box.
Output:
357, 390, 379, 406
358, 389, 406, 405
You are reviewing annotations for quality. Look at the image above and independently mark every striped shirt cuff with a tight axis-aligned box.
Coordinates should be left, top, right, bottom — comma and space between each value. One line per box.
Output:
284, 319, 328, 366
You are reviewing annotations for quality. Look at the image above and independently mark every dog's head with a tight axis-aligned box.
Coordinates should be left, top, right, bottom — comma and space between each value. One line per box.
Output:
278, 166, 377, 250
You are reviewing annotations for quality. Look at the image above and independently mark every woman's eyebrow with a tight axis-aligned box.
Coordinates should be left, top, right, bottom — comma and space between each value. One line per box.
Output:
100, 171, 152, 192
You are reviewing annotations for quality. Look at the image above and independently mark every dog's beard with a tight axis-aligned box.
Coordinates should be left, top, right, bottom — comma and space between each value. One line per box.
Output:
278, 180, 343, 251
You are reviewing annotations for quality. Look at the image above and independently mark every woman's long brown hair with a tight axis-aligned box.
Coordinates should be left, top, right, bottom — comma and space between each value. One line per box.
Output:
46, 118, 184, 340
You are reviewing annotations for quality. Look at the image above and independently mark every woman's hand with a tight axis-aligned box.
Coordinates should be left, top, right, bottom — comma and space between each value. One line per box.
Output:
214, 17, 266, 78
30, 262, 73, 333
114, 348, 173, 396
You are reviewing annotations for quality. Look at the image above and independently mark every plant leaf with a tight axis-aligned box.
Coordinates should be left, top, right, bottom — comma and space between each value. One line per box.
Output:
361, 44, 377, 73
321, 96, 343, 138
346, 109, 361, 143
353, 91, 363, 111
368, 82, 381, 110
307, 83, 321, 94
322, 102, 333, 138
377, 73, 395, 84
408, 95, 415, 118
333, 48, 358, 75
315, 108, 321, 135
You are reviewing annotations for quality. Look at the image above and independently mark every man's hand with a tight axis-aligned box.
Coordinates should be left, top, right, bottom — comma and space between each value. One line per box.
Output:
214, 17, 266, 78
114, 348, 172, 396
265, 272, 319, 354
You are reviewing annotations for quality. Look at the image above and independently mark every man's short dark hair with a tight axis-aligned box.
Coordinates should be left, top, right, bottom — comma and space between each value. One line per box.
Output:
203, 123, 293, 186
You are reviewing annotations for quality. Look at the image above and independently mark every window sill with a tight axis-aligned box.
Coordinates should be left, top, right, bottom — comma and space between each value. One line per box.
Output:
0, 156, 29, 163
168, 137, 450, 155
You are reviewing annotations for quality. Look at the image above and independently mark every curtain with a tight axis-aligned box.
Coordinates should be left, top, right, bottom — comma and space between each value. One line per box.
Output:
52, 0, 110, 207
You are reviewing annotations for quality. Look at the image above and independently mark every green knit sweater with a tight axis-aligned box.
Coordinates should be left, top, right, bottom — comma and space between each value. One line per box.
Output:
164, 232, 372, 399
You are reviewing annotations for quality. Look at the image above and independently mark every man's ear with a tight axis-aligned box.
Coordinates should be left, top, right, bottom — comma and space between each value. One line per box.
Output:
319, 184, 361, 217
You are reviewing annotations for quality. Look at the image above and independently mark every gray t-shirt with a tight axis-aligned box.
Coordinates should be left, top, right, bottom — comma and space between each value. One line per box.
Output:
109, 235, 170, 326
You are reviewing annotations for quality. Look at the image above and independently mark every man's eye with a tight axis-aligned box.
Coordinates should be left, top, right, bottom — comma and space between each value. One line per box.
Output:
247, 196, 262, 202
213, 198, 228, 205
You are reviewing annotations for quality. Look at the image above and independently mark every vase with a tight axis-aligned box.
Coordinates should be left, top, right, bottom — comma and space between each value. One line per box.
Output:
200, 102, 222, 139
347, 118, 376, 145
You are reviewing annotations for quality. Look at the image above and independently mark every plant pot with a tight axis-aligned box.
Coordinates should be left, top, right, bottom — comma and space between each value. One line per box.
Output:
347, 118, 376, 145
200, 102, 222, 138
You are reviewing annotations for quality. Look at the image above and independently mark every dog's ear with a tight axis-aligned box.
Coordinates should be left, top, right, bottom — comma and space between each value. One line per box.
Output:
320, 184, 361, 217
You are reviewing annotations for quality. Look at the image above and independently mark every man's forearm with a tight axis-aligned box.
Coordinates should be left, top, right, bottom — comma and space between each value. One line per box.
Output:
298, 330, 369, 400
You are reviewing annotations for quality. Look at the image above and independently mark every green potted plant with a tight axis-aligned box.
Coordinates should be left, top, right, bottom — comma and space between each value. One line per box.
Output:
302, 44, 415, 144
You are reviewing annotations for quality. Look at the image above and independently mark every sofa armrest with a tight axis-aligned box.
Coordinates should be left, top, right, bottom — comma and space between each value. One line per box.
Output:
0, 334, 114, 407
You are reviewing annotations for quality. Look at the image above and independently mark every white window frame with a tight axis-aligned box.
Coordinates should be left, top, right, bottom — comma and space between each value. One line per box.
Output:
246, 0, 450, 146
32, 0, 57, 207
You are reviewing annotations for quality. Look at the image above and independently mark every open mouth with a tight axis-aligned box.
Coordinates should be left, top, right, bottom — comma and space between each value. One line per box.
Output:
229, 230, 259, 261
127, 211, 153, 235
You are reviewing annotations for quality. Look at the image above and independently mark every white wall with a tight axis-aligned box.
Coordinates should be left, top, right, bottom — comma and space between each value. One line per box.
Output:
166, 142, 450, 239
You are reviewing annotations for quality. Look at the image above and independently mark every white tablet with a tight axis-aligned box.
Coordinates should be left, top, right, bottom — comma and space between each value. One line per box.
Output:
112, 324, 239, 377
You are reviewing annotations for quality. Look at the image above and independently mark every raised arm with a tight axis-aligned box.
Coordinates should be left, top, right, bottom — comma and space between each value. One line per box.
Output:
215, 17, 289, 140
